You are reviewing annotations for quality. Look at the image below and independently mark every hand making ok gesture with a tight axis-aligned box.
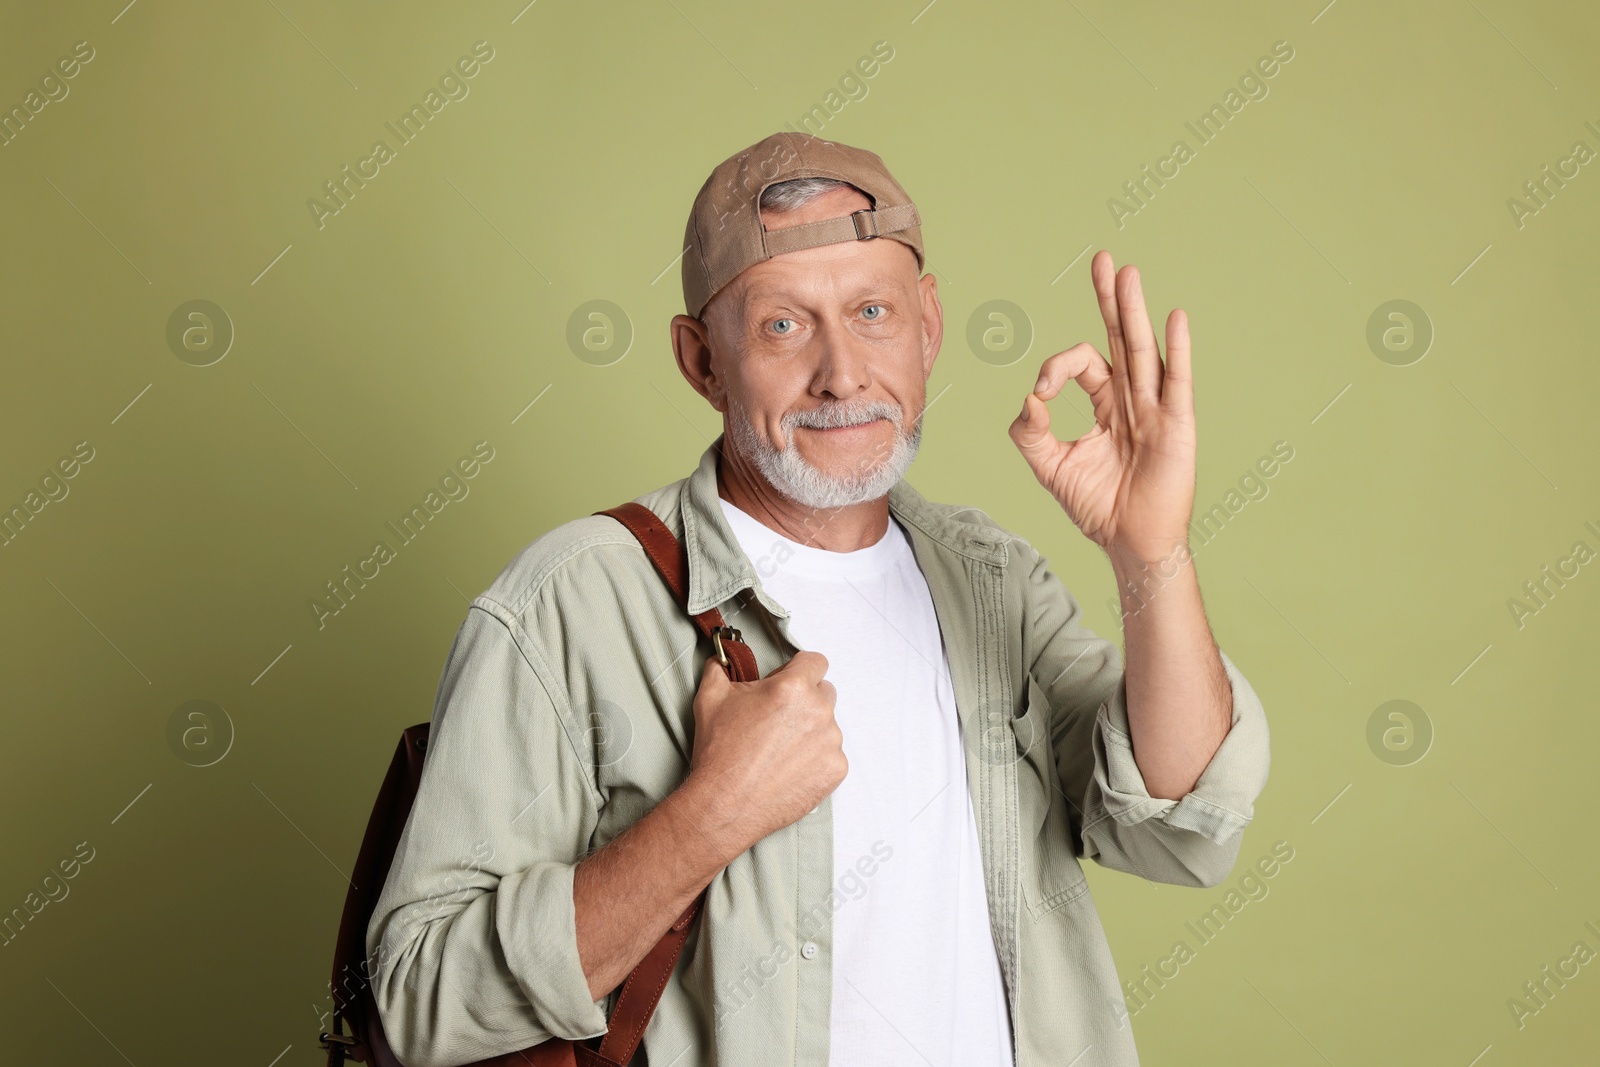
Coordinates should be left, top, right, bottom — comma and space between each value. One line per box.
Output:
1008, 250, 1198, 567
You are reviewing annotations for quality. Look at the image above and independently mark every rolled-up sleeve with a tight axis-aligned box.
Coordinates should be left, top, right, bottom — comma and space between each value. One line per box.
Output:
366, 601, 608, 1067
1020, 540, 1271, 890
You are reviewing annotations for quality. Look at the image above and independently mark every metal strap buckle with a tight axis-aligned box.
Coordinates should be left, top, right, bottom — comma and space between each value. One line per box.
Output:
710, 625, 743, 669
320, 1027, 354, 1067
851, 209, 879, 240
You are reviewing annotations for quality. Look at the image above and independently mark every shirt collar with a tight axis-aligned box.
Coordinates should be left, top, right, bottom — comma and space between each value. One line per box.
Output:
679, 433, 1010, 617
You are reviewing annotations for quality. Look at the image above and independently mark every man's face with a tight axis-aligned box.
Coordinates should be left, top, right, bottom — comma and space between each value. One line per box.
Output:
692, 185, 943, 510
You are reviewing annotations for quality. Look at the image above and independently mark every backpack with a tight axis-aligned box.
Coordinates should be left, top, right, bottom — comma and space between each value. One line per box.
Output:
319, 501, 760, 1066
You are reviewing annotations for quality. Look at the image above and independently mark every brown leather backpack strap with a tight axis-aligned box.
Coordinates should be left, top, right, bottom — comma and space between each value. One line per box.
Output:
585, 897, 703, 1066
596, 502, 760, 684
585, 501, 759, 1065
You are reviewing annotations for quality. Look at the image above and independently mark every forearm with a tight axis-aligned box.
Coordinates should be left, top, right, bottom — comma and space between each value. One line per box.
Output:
1109, 545, 1233, 800
572, 774, 746, 999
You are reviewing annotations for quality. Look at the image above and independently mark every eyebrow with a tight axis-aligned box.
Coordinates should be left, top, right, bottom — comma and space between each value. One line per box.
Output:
739, 280, 901, 309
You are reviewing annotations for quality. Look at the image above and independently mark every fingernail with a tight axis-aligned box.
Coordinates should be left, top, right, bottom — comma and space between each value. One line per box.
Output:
1034, 375, 1047, 393
1019, 397, 1030, 421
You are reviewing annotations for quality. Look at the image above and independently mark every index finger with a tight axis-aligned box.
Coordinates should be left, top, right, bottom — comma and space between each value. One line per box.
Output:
775, 649, 830, 680
1033, 341, 1113, 409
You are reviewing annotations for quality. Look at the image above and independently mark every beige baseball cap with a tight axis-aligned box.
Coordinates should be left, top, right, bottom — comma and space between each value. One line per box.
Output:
680, 131, 925, 319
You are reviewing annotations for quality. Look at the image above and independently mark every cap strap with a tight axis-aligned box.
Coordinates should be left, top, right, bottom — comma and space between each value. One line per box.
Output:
762, 202, 920, 258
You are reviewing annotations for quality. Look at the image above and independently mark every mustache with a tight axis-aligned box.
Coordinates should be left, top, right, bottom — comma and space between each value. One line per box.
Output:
785, 400, 904, 431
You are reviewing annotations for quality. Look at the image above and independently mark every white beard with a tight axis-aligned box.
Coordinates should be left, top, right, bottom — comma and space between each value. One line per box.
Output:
725, 393, 922, 510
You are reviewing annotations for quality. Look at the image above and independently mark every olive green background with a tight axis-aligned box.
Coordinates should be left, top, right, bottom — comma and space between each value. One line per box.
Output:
3, 0, 1597, 1063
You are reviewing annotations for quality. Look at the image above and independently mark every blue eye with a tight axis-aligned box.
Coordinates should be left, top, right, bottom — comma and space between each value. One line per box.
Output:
772, 319, 795, 334
862, 305, 886, 320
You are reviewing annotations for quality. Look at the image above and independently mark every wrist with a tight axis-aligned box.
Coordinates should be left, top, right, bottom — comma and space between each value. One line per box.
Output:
1108, 539, 1192, 577
1109, 542, 1197, 615
667, 770, 753, 869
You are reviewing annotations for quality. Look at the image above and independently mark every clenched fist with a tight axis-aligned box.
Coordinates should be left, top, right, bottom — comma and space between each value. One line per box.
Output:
686, 649, 847, 851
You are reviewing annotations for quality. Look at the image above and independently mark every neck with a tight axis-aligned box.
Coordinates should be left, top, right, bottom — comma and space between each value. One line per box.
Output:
715, 437, 890, 553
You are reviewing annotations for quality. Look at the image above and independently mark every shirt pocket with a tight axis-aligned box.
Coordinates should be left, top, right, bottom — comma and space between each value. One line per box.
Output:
1015, 673, 1090, 920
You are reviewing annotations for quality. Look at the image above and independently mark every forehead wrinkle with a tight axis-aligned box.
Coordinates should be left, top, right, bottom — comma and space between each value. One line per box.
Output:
739, 267, 908, 311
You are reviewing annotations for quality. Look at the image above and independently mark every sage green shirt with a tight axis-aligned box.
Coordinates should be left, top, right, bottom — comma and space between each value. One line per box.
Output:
368, 435, 1272, 1067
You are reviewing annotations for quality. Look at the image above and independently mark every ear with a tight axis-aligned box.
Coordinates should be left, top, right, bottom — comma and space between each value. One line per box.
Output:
671, 313, 726, 412
917, 272, 943, 379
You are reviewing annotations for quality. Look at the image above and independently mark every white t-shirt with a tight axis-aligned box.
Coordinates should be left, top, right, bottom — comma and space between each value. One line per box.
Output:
718, 496, 1014, 1067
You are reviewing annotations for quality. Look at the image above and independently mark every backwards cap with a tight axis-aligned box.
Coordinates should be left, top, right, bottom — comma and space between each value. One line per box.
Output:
681, 131, 925, 319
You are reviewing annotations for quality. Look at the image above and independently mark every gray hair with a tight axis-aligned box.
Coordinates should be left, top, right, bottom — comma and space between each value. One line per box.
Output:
759, 176, 862, 214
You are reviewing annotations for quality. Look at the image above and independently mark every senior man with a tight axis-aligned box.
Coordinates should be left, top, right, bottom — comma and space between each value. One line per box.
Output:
368, 131, 1270, 1067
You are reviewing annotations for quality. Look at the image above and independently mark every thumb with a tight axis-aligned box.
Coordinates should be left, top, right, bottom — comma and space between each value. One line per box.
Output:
1010, 393, 1062, 471
700, 653, 731, 690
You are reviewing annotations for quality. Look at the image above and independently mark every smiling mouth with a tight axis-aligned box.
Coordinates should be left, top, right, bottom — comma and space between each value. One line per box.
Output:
808, 418, 883, 433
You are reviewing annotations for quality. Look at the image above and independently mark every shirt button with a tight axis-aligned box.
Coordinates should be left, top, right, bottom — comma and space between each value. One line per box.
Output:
800, 941, 818, 960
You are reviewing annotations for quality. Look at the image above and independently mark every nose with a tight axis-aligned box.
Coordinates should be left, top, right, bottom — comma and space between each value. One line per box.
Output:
810, 318, 872, 400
